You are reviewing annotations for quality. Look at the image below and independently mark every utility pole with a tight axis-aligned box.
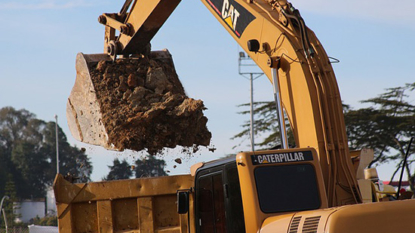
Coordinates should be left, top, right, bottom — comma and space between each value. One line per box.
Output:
1, 196, 9, 233
55, 115, 60, 174
2, 208, 7, 233
238, 51, 264, 152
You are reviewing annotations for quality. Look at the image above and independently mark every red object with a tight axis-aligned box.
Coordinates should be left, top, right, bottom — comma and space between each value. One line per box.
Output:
383, 181, 410, 186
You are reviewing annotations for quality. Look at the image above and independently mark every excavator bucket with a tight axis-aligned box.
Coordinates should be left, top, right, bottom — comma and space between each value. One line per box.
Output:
66, 51, 211, 153
64, 0, 213, 153
67, 51, 174, 150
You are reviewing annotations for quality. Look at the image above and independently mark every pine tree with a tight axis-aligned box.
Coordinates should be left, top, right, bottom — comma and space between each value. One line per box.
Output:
232, 101, 294, 149
1, 174, 18, 228
103, 158, 132, 181
344, 83, 415, 190
134, 155, 168, 178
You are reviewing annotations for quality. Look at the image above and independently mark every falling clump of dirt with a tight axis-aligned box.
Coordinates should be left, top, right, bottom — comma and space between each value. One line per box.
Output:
89, 54, 211, 155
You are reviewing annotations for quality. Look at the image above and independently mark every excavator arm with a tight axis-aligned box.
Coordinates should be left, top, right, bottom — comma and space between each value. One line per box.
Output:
97, 0, 181, 59
70, 0, 362, 207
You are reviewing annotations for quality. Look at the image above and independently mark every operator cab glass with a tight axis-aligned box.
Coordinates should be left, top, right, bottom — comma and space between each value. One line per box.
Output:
195, 159, 246, 233
254, 164, 320, 213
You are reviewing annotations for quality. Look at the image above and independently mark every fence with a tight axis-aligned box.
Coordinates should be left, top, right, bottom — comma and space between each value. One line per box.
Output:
0, 228, 29, 233
0, 225, 58, 233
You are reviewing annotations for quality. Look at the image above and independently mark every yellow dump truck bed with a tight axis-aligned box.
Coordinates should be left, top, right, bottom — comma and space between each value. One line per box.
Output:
53, 174, 194, 233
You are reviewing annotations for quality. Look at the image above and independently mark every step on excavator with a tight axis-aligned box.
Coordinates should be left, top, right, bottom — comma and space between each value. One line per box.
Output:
56, 0, 415, 232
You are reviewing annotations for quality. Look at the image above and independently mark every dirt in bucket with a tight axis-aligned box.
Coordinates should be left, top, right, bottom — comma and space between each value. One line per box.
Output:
89, 55, 211, 155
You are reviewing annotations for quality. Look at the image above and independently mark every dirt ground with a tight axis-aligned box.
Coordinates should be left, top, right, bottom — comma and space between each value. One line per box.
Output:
89, 55, 211, 155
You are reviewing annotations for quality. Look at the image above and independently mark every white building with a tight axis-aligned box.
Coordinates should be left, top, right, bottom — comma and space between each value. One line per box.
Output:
28, 225, 58, 233
46, 187, 57, 216
11, 186, 57, 223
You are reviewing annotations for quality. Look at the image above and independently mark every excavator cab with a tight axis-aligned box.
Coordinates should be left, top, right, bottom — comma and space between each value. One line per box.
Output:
178, 148, 328, 233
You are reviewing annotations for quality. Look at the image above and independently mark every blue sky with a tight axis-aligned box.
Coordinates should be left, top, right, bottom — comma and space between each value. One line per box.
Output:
0, 0, 414, 181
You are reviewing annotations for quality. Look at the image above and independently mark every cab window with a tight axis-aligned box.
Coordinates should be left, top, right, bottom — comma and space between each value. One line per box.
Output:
254, 164, 320, 213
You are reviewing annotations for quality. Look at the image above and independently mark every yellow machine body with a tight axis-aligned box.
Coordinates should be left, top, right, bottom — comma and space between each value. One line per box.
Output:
60, 0, 415, 232
54, 149, 415, 233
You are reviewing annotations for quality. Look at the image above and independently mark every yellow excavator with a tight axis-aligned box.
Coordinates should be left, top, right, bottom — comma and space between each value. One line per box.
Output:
55, 0, 415, 232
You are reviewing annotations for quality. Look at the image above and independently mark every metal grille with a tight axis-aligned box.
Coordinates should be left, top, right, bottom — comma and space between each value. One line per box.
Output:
302, 216, 321, 233
288, 216, 302, 233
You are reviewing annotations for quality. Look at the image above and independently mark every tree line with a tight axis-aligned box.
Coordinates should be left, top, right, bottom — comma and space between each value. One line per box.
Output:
0, 107, 93, 199
103, 156, 168, 181
0, 107, 93, 227
0, 107, 169, 227
0, 107, 170, 198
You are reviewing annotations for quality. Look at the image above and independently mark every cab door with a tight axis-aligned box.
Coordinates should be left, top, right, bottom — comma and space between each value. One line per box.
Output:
196, 172, 227, 233
195, 163, 246, 233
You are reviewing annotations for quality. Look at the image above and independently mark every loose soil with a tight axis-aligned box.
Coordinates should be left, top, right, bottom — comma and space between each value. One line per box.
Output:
89, 55, 211, 155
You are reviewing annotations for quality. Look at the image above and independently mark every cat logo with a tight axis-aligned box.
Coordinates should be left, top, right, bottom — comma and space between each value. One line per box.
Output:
206, 0, 256, 38
221, 0, 240, 33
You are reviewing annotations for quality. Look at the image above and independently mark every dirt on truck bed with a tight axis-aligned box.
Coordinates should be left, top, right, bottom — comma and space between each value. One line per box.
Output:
87, 54, 211, 155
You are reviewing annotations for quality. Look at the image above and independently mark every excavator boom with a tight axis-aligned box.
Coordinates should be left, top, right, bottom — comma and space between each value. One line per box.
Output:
201, 0, 361, 207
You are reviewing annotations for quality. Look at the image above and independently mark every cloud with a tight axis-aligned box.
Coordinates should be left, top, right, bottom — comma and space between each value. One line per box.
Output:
0, 0, 98, 10
291, 0, 415, 28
